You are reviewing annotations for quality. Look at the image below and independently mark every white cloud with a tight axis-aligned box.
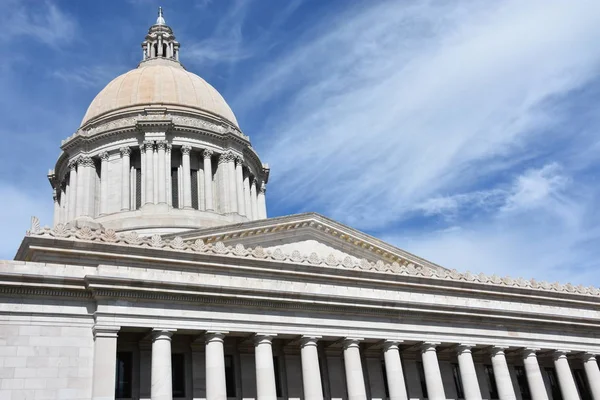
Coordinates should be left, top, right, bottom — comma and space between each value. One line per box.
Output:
1, 0, 77, 46
51, 65, 127, 89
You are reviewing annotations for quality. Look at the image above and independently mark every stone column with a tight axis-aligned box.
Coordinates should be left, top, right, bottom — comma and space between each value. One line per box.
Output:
91, 326, 119, 400
383, 341, 408, 400
144, 141, 155, 205
343, 338, 366, 400
522, 348, 549, 400
250, 178, 258, 221
203, 150, 214, 211
157, 141, 167, 204
60, 184, 67, 223
227, 153, 238, 213
553, 351, 580, 400
490, 347, 516, 400
582, 353, 600, 400
206, 332, 228, 400
218, 153, 230, 213
235, 157, 245, 216
75, 157, 86, 218
52, 188, 60, 227
421, 342, 445, 400
166, 144, 172, 206
301, 336, 323, 400
258, 182, 267, 219
99, 152, 109, 215
243, 173, 251, 219
457, 345, 482, 400
255, 334, 277, 400
120, 147, 131, 211
67, 161, 77, 221
182, 145, 192, 209
151, 329, 175, 400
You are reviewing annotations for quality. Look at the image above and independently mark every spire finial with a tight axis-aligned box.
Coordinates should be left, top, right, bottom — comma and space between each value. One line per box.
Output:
156, 6, 165, 25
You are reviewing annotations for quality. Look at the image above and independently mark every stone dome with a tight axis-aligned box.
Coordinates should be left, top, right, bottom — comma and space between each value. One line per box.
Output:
80, 59, 239, 128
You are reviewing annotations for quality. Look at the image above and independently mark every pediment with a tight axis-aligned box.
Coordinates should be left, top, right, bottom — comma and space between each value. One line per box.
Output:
168, 213, 448, 272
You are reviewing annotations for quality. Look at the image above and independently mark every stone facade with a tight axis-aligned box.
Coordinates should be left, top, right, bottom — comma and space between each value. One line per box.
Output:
1, 7, 599, 400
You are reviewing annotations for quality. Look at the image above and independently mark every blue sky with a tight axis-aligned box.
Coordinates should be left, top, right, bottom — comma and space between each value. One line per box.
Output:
2, 0, 600, 286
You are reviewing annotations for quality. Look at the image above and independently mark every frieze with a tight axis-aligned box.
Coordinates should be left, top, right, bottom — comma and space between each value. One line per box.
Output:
25, 220, 600, 298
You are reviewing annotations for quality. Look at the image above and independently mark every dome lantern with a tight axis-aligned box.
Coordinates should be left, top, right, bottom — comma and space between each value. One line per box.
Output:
141, 7, 180, 62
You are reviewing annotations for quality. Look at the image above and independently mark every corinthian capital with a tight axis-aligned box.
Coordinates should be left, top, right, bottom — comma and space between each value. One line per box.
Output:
144, 140, 154, 151
156, 140, 168, 150
218, 152, 228, 164
99, 151, 109, 161
203, 149, 213, 159
235, 155, 244, 165
120, 146, 131, 156
77, 156, 93, 167
68, 160, 77, 170
181, 145, 192, 155
259, 182, 266, 194
166, 143, 172, 153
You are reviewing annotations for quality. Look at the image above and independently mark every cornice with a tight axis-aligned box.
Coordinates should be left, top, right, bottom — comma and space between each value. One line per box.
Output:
23, 219, 600, 299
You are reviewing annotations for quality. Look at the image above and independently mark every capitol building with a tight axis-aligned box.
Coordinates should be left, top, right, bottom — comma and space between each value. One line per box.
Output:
1, 8, 599, 400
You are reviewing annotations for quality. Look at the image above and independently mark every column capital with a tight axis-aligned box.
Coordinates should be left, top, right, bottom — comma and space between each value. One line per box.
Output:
92, 325, 120, 339
152, 328, 176, 341
68, 159, 78, 170
254, 333, 277, 345
156, 140, 168, 150
181, 144, 192, 155
205, 331, 228, 344
99, 151, 109, 161
300, 335, 321, 347
166, 143, 172, 153
581, 352, 598, 362
120, 146, 131, 156
421, 341, 441, 352
490, 346, 509, 356
259, 181, 267, 194
77, 156, 93, 167
203, 149, 214, 159
456, 344, 477, 354
382, 340, 404, 350
343, 337, 363, 349
522, 347, 540, 357
553, 350, 571, 360
235, 155, 244, 165
144, 140, 154, 151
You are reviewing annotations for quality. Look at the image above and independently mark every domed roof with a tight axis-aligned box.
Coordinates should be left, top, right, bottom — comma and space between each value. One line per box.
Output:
81, 60, 238, 127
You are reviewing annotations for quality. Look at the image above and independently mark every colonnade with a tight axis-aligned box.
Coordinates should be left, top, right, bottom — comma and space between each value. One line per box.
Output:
91, 328, 600, 400
53, 143, 267, 226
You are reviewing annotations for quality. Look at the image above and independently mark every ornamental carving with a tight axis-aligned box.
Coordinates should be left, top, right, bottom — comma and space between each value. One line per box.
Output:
144, 140, 155, 151
120, 147, 131, 156
259, 182, 267, 194
156, 140, 168, 150
181, 145, 191, 155
203, 149, 213, 159
77, 156, 94, 167
99, 152, 109, 161
25, 222, 600, 298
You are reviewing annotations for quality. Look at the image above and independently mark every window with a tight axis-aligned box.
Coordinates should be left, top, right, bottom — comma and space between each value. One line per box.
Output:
573, 369, 591, 400
171, 168, 179, 208
135, 168, 142, 209
172, 353, 185, 397
484, 365, 499, 399
417, 362, 428, 399
514, 366, 531, 400
191, 169, 199, 209
115, 352, 132, 398
452, 363, 465, 399
545, 368, 563, 400
273, 356, 282, 397
225, 355, 236, 397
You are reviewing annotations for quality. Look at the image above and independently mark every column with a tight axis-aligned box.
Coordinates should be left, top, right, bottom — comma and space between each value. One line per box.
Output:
75, 157, 86, 217
553, 351, 580, 400
250, 178, 258, 220
257, 182, 267, 219
243, 173, 251, 219
218, 153, 230, 213
343, 338, 366, 400
582, 353, 600, 400
144, 141, 154, 205
227, 153, 238, 213
182, 145, 192, 208
457, 345, 482, 400
206, 332, 228, 400
91, 326, 119, 400
158, 35, 163, 56
166, 144, 172, 206
140, 144, 146, 204
255, 334, 277, 400
67, 161, 77, 221
120, 147, 131, 211
383, 341, 408, 400
203, 150, 214, 211
522, 348, 549, 400
490, 347, 516, 400
151, 329, 175, 400
421, 342, 446, 400
153, 145, 159, 203
53, 189, 60, 227
157, 141, 167, 204
60, 184, 67, 223
99, 152, 109, 215
234, 157, 245, 215
301, 336, 323, 400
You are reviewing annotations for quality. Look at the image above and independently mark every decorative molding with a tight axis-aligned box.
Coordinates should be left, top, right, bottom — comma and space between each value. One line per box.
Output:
24, 222, 600, 298
203, 149, 213, 159
76, 156, 94, 167
99, 151, 109, 161
259, 182, 266, 194
120, 146, 131, 156
156, 140, 168, 150
181, 145, 191, 155
144, 140, 154, 151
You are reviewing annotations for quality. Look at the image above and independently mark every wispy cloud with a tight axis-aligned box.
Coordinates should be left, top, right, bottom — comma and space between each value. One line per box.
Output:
1, 0, 77, 46
51, 65, 127, 89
